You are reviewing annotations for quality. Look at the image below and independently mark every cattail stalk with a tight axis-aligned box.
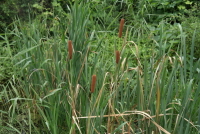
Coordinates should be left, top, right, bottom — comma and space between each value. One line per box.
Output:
115, 50, 120, 64
118, 18, 125, 38
68, 40, 73, 59
90, 75, 97, 93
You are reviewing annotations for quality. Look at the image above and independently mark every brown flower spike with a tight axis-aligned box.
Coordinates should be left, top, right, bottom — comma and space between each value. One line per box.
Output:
118, 18, 125, 38
68, 40, 73, 59
90, 75, 97, 93
115, 50, 120, 64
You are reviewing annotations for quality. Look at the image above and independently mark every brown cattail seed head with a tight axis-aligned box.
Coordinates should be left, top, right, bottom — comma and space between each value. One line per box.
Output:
90, 75, 97, 93
68, 40, 73, 59
118, 18, 125, 38
116, 50, 120, 64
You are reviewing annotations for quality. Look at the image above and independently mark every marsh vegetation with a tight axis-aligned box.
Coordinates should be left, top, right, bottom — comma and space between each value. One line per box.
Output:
0, 0, 200, 133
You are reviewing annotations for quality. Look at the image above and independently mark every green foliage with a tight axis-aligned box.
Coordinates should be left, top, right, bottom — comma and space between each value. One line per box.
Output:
0, 30, 17, 84
136, 0, 200, 23
181, 16, 200, 58
0, 0, 41, 33
149, 0, 194, 11
0, 0, 200, 134
0, 44, 13, 83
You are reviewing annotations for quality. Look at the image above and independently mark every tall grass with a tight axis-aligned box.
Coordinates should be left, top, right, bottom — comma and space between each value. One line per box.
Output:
1, 1, 200, 134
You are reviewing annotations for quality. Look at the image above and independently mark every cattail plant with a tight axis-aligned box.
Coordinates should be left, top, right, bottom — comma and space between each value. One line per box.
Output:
68, 40, 73, 59
115, 50, 120, 64
90, 75, 97, 93
118, 18, 125, 38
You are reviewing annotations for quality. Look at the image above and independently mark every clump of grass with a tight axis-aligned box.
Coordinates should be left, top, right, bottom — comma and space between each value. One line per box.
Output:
1, 2, 200, 134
